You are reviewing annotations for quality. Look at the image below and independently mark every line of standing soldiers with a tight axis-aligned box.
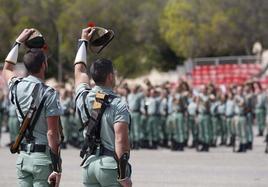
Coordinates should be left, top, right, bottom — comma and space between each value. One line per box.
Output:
120, 80, 268, 153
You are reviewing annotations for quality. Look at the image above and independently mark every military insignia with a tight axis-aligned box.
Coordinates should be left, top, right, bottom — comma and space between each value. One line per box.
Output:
93, 100, 102, 109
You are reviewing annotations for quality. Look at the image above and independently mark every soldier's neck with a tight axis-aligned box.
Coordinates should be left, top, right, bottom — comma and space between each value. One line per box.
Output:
30, 72, 45, 81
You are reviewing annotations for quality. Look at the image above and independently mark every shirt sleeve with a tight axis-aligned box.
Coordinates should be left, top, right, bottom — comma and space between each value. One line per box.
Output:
45, 89, 62, 117
7, 76, 19, 90
113, 99, 130, 125
75, 83, 91, 123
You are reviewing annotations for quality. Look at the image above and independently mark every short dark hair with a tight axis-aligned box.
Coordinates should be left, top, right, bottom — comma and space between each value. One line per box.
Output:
23, 49, 46, 74
90, 58, 114, 85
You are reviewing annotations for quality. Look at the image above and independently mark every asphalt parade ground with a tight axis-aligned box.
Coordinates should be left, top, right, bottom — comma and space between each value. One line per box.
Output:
0, 127, 268, 187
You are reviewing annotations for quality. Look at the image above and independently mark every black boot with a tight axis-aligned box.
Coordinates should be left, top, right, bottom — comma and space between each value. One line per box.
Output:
163, 139, 169, 148
141, 140, 149, 149
190, 140, 196, 148
152, 141, 158, 149
177, 143, 184, 151
132, 141, 140, 150
237, 144, 246, 153
219, 139, 226, 146
200, 143, 206, 151
258, 131, 263, 137
60, 142, 67, 149
201, 143, 209, 152
183, 140, 188, 147
228, 136, 234, 147
246, 142, 252, 150
171, 140, 177, 151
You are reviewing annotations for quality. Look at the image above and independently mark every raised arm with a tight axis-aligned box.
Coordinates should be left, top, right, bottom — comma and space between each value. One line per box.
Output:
74, 27, 95, 88
2, 29, 34, 82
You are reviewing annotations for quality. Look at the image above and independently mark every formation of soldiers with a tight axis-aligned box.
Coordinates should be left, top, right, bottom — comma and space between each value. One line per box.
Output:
1, 78, 268, 153
117, 79, 268, 153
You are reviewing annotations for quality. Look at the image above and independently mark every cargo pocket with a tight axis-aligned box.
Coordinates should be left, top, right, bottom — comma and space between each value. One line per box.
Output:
33, 159, 52, 180
16, 157, 24, 179
99, 157, 119, 186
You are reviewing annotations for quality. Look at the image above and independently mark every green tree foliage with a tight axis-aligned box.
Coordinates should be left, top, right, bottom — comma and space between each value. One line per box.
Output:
160, 0, 268, 58
0, 0, 268, 79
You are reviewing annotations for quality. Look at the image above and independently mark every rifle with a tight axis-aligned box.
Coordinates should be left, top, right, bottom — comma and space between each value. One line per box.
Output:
10, 100, 36, 154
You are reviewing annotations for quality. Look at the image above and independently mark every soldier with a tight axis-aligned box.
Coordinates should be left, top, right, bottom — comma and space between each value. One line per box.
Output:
197, 86, 210, 152
225, 90, 235, 146
217, 93, 227, 146
166, 87, 176, 149
234, 85, 247, 152
159, 88, 169, 147
172, 85, 187, 151
127, 85, 143, 149
146, 88, 159, 149
74, 27, 132, 187
2, 29, 62, 186
254, 82, 266, 137
7, 101, 20, 146
140, 88, 150, 148
209, 94, 219, 147
60, 88, 72, 149
187, 93, 198, 148
244, 83, 255, 150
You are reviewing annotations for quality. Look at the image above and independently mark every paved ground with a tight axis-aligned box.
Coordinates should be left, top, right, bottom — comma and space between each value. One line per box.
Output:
0, 127, 268, 187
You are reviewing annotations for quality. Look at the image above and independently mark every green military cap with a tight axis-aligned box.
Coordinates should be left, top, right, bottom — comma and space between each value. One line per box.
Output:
89, 27, 114, 54
25, 29, 45, 48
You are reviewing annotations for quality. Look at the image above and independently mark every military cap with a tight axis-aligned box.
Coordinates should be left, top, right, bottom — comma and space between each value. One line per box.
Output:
25, 29, 45, 48
89, 27, 114, 54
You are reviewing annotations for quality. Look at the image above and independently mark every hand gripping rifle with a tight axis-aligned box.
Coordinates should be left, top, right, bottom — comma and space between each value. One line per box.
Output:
10, 99, 36, 154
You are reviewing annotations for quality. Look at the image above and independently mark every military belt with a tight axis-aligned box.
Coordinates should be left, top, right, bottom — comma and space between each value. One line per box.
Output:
20, 143, 47, 153
99, 146, 114, 157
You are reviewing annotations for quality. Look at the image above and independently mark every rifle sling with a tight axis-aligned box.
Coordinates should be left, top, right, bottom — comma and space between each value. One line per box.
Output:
28, 87, 53, 138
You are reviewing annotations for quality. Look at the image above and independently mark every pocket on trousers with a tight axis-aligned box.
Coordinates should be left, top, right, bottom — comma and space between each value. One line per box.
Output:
16, 157, 24, 179
99, 157, 117, 169
33, 160, 52, 180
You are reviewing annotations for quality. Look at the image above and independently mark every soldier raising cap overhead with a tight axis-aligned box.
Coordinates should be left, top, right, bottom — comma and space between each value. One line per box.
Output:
2, 28, 63, 187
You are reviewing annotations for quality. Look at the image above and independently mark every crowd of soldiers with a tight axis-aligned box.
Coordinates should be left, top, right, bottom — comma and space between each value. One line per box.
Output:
117, 79, 268, 153
1, 78, 268, 153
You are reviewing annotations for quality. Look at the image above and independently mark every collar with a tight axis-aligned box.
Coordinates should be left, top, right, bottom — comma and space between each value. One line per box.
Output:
93, 85, 116, 96
23, 75, 44, 83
